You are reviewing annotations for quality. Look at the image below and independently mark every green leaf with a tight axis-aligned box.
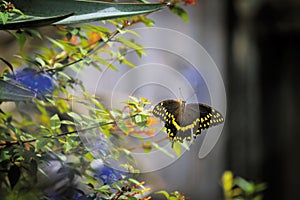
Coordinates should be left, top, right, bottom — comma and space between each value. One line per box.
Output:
50, 114, 61, 130
156, 190, 170, 199
0, 12, 9, 24
35, 57, 45, 67
85, 24, 111, 35
152, 143, 174, 158
129, 96, 139, 102
66, 137, 74, 152
67, 112, 82, 122
119, 56, 135, 68
172, 142, 182, 157
255, 183, 267, 192
60, 120, 75, 125
0, 12, 73, 30
117, 120, 130, 135
235, 177, 255, 194
94, 56, 118, 71
47, 37, 66, 51
0, 79, 35, 101
12, 8, 25, 16
128, 197, 138, 200
8, 165, 21, 189
91, 98, 105, 109
116, 36, 145, 57
15, 31, 27, 50
169, 5, 188, 22
94, 184, 111, 193
36, 138, 51, 150
2, 0, 167, 29
84, 152, 94, 161
26, 29, 42, 39
128, 178, 145, 189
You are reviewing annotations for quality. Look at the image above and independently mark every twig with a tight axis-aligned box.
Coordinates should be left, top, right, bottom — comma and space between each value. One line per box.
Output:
110, 185, 131, 200
46, 14, 151, 73
110, 190, 124, 200
0, 113, 141, 147
0, 120, 115, 147
45, 28, 121, 73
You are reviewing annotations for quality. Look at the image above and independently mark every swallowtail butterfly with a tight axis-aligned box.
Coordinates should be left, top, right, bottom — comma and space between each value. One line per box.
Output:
152, 99, 224, 144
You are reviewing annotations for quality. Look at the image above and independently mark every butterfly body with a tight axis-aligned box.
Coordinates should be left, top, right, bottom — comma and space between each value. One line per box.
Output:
152, 99, 224, 143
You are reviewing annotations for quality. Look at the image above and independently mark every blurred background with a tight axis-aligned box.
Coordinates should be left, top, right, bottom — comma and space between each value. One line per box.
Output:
1, 0, 299, 199
132, 0, 300, 199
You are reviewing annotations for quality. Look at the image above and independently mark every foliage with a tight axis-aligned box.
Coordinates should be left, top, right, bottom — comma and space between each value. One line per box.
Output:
0, 0, 24, 24
0, 0, 166, 30
222, 171, 266, 200
0, 0, 200, 199
156, 190, 186, 200
0, 0, 266, 199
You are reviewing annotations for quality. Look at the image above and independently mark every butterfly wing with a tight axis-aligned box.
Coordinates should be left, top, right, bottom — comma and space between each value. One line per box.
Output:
152, 100, 182, 139
169, 103, 224, 142
152, 100, 182, 123
182, 103, 224, 138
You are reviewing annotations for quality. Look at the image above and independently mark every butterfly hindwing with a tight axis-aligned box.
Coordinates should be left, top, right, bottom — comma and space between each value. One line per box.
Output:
183, 103, 224, 138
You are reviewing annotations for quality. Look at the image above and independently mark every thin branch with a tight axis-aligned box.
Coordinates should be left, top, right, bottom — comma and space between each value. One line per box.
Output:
46, 15, 148, 73
126, 136, 169, 151
110, 185, 131, 200
110, 190, 124, 200
0, 120, 115, 147
0, 114, 139, 147
45, 28, 121, 73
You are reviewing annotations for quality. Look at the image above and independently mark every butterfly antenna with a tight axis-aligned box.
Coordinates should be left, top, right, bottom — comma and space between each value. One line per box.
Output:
178, 87, 196, 103
186, 92, 197, 103
178, 87, 184, 101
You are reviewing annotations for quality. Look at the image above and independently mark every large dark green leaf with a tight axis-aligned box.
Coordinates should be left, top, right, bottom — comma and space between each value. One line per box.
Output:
0, 13, 74, 30
1, 0, 166, 29
0, 79, 35, 101
8, 165, 21, 189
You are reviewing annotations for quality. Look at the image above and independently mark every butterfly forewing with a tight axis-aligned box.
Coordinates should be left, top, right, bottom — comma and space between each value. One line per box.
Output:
152, 100, 182, 140
152, 100, 182, 124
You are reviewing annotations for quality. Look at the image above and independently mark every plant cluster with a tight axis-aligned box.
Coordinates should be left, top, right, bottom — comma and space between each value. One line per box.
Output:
0, 1, 266, 199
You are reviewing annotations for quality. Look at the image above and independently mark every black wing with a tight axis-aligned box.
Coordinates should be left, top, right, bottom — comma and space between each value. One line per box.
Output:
181, 103, 224, 138
152, 100, 182, 139
152, 100, 181, 123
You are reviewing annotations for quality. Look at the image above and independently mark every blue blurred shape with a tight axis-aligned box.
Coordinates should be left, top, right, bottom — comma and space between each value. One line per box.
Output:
14, 68, 55, 95
97, 166, 122, 185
